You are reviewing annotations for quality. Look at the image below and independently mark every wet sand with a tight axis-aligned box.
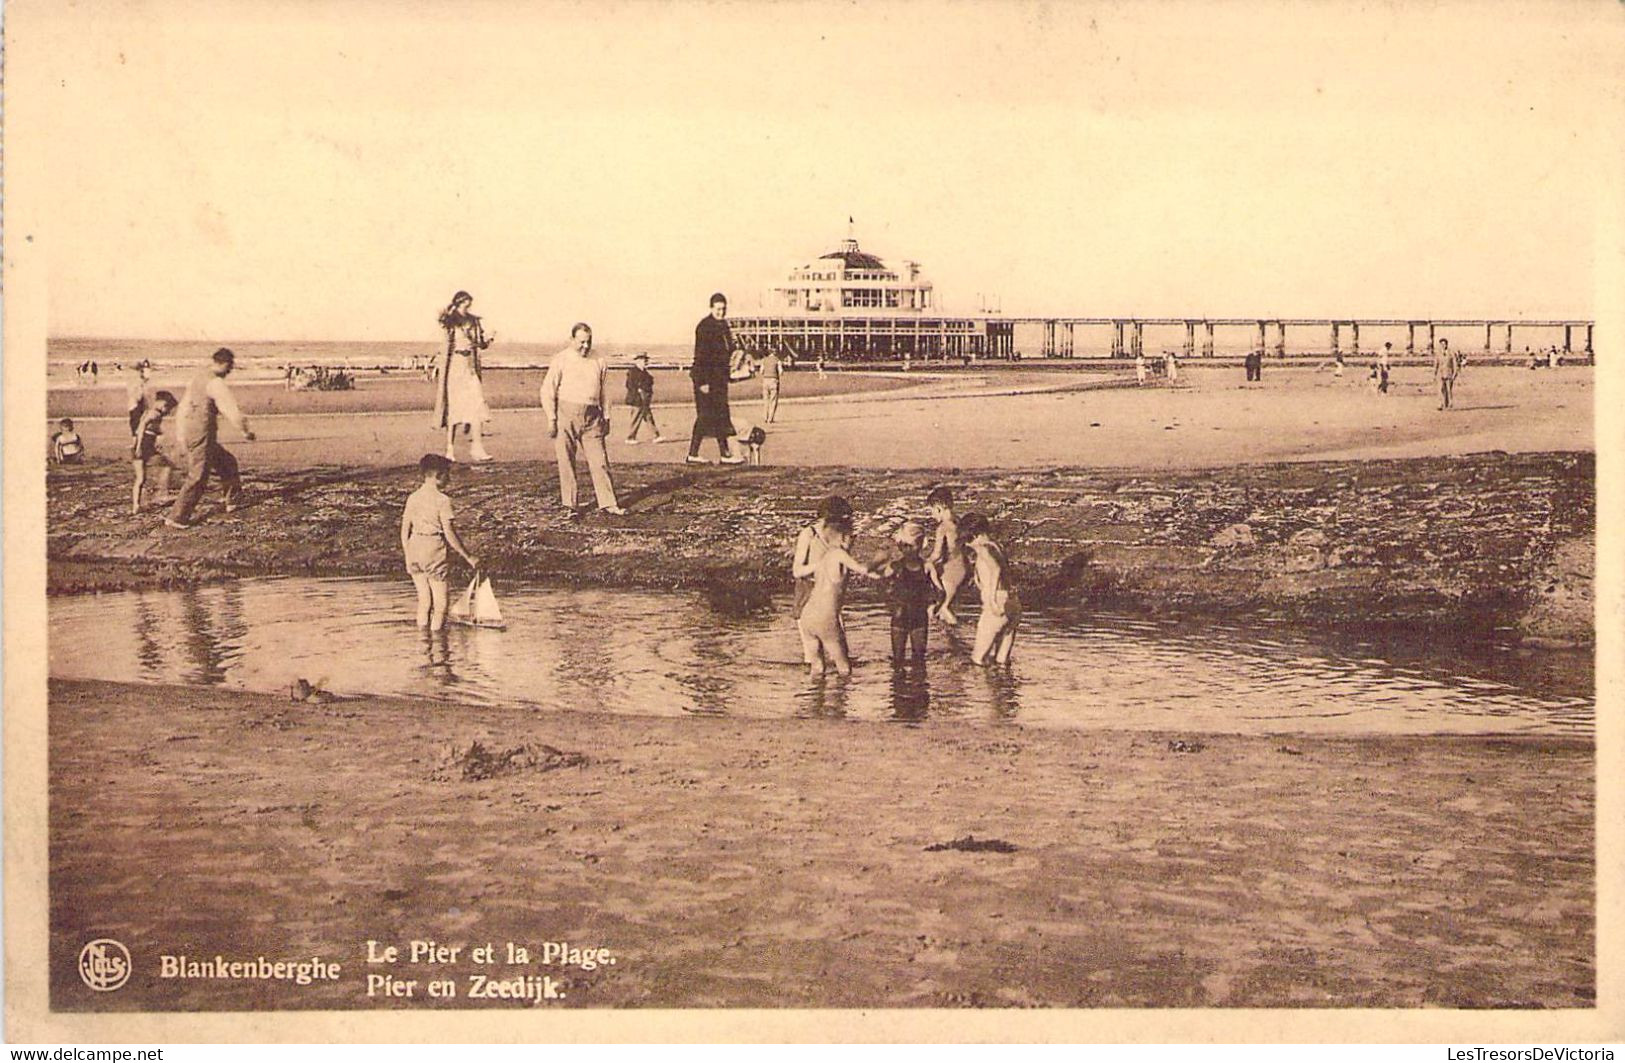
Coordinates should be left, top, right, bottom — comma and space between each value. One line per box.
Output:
49, 678, 1593, 1010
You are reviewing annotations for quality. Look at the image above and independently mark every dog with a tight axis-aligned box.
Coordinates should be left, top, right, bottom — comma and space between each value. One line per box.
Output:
739, 425, 767, 466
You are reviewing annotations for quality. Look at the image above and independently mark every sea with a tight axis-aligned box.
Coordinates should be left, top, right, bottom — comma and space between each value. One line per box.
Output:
47, 337, 694, 385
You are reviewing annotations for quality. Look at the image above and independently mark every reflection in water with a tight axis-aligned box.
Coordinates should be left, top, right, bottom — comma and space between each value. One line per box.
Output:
419, 630, 454, 685
887, 665, 930, 722
795, 674, 850, 719
980, 665, 1022, 721
47, 577, 1595, 737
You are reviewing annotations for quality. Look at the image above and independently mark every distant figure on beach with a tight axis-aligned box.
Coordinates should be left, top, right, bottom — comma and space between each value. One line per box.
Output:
926, 485, 969, 625
51, 419, 85, 465
1164, 351, 1179, 383
687, 293, 743, 465
799, 515, 878, 677
131, 390, 179, 513
435, 290, 493, 463
758, 349, 784, 423
167, 347, 256, 528
1135, 352, 1148, 385
126, 362, 153, 435
623, 352, 662, 444
542, 323, 625, 516
400, 453, 480, 631
961, 512, 1020, 666
791, 495, 854, 665
90, 362, 99, 386
1433, 337, 1461, 411
1378, 343, 1393, 394
880, 521, 935, 665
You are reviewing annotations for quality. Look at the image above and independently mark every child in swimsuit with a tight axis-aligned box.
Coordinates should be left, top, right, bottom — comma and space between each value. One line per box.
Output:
926, 485, 970, 625
52, 419, 85, 465
799, 517, 878, 677
960, 512, 1021, 666
130, 391, 178, 514
400, 453, 480, 631
791, 495, 853, 664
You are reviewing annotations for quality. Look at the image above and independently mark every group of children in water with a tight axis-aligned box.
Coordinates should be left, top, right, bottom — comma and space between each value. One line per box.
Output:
401, 459, 1020, 675
779, 484, 1021, 675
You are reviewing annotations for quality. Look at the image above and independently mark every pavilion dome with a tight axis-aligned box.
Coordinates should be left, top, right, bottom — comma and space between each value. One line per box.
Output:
818, 238, 887, 271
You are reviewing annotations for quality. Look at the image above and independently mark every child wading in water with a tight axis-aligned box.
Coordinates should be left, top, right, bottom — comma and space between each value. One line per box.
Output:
960, 512, 1021, 666
798, 515, 878, 677
926, 486, 969, 625
791, 495, 853, 664
131, 391, 179, 514
400, 453, 480, 631
880, 521, 935, 665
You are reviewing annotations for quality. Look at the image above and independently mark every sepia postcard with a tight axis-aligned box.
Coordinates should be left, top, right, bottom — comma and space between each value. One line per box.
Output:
5, 0, 1623, 1044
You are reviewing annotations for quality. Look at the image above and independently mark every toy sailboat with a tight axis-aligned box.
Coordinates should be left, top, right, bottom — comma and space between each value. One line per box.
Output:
449, 574, 506, 629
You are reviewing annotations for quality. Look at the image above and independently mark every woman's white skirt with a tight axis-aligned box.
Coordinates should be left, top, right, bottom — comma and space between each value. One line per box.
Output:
444, 352, 490, 426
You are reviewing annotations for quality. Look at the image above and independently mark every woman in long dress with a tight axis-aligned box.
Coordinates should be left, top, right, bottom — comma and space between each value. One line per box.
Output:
435, 290, 494, 462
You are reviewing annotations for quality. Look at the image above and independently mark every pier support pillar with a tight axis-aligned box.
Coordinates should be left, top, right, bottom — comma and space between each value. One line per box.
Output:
1203, 320, 1215, 358
1484, 322, 1493, 353
1564, 324, 1573, 354
1505, 323, 1514, 353
1112, 321, 1124, 359
1131, 321, 1144, 359
1331, 322, 1340, 357
1351, 321, 1360, 356
1256, 320, 1266, 358
1586, 323, 1593, 355
1407, 323, 1415, 355
1275, 321, 1287, 359
1184, 320, 1195, 359
1427, 322, 1436, 353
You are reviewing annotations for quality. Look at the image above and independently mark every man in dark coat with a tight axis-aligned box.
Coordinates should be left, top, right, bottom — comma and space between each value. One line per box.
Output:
688, 292, 744, 464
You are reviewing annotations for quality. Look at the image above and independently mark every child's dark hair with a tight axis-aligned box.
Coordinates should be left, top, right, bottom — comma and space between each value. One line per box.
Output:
816, 495, 852, 522
59, 418, 74, 429
957, 512, 991, 540
926, 486, 954, 508
419, 453, 453, 477
154, 390, 178, 408
826, 513, 854, 535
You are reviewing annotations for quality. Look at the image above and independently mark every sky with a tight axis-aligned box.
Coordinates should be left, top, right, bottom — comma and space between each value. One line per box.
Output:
25, 0, 1625, 344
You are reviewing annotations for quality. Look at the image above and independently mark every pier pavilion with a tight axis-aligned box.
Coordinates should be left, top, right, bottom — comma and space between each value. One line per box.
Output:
728, 236, 1594, 363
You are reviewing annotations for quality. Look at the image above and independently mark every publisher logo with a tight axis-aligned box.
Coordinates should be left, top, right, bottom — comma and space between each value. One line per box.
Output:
78, 939, 131, 991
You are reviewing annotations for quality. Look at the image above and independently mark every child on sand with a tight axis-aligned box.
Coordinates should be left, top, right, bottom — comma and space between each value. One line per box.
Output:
880, 521, 935, 665
798, 515, 879, 677
51, 419, 85, 464
960, 512, 1021, 666
624, 353, 662, 444
926, 486, 969, 625
792, 495, 854, 664
131, 391, 179, 513
400, 453, 480, 631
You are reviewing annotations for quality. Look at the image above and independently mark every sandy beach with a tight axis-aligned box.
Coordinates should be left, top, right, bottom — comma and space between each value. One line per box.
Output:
49, 679, 1593, 1011
43, 361, 1597, 1012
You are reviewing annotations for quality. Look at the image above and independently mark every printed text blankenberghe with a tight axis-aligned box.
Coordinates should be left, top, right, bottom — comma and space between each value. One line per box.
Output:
159, 955, 341, 985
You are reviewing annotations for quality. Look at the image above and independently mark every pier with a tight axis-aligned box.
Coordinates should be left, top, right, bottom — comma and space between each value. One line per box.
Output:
731, 314, 1596, 363
994, 317, 1596, 361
